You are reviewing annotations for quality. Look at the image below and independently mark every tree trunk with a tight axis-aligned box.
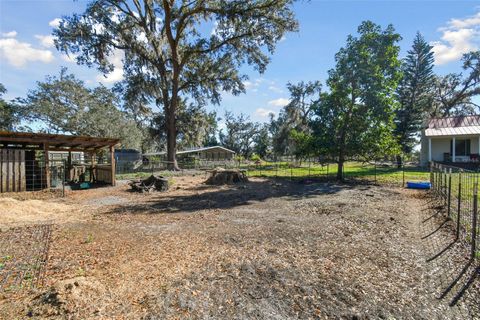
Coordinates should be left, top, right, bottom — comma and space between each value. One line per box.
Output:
337, 158, 344, 180
396, 154, 402, 169
166, 101, 180, 171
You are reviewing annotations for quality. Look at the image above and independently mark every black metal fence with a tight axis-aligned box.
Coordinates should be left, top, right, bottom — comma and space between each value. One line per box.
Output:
430, 162, 480, 260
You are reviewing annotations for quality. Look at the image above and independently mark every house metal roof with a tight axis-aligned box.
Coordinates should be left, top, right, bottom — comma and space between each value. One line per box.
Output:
143, 146, 236, 157
425, 116, 480, 137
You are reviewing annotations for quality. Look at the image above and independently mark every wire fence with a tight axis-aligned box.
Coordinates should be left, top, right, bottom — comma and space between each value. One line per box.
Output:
115, 158, 431, 187
430, 162, 480, 260
0, 160, 66, 195
240, 160, 430, 187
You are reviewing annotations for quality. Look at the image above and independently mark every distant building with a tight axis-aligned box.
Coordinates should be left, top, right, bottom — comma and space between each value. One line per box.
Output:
420, 115, 480, 166
115, 149, 142, 162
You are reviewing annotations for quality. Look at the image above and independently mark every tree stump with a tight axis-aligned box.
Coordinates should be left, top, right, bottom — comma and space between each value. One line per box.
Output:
129, 175, 169, 193
205, 168, 248, 185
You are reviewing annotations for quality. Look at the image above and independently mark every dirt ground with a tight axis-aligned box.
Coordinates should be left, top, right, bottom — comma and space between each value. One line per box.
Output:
0, 175, 478, 319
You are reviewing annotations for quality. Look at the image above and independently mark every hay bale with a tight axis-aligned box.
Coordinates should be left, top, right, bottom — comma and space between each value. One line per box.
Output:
129, 175, 169, 193
205, 169, 248, 185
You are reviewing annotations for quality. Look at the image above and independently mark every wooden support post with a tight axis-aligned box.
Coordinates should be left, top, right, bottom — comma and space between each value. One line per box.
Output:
110, 145, 116, 186
67, 151, 72, 181
44, 143, 50, 189
91, 151, 96, 183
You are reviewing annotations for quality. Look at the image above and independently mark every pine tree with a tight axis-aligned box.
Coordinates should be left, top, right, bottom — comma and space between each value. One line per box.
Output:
394, 32, 435, 165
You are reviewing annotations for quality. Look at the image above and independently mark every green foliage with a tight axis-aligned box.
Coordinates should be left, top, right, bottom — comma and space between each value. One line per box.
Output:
150, 101, 218, 151
290, 129, 314, 159
250, 153, 262, 162
431, 51, 480, 116
253, 124, 271, 158
54, 0, 298, 169
311, 21, 402, 179
21, 68, 143, 149
219, 111, 260, 158
395, 32, 435, 155
270, 81, 321, 156
0, 84, 23, 131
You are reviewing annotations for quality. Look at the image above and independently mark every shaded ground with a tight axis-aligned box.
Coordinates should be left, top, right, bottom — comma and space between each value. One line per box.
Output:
0, 176, 478, 319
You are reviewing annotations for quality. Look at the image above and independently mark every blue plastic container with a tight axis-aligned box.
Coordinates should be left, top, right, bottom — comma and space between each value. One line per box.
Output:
406, 181, 431, 189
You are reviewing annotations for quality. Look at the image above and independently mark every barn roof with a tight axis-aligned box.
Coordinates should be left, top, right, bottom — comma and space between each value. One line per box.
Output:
0, 131, 120, 151
425, 116, 480, 137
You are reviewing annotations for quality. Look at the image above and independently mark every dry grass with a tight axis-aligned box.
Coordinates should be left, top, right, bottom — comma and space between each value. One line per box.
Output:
0, 176, 478, 319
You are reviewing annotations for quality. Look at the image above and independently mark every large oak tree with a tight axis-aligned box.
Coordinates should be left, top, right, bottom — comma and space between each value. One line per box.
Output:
54, 0, 298, 169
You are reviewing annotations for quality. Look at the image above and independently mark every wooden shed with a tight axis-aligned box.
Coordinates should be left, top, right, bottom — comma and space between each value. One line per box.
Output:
0, 131, 119, 193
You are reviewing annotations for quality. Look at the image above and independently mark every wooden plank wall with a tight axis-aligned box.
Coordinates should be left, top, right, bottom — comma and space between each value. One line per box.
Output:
0, 149, 26, 193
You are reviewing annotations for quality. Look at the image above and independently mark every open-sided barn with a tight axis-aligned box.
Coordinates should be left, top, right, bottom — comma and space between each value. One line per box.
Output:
0, 131, 119, 193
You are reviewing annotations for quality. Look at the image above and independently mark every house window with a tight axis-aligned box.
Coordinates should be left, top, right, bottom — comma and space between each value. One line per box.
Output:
450, 139, 471, 156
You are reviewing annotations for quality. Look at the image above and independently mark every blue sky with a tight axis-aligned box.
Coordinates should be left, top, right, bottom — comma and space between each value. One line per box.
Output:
1, 0, 480, 126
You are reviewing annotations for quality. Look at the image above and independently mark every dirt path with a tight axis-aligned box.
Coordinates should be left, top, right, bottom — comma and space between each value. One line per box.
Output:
0, 178, 478, 319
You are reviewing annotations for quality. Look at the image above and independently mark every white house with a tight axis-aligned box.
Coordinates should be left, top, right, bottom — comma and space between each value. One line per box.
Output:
420, 116, 480, 166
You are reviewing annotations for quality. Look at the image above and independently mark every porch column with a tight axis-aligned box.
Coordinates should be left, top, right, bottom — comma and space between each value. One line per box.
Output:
452, 137, 456, 162
428, 138, 432, 162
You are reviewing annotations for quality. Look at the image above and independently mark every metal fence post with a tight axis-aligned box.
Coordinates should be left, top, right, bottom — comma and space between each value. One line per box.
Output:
456, 172, 462, 240
430, 163, 435, 187
402, 164, 405, 187
443, 168, 448, 207
472, 182, 478, 259
374, 161, 377, 183
447, 168, 452, 218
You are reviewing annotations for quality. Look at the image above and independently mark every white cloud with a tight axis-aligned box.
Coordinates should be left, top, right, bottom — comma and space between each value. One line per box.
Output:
268, 85, 283, 93
49, 18, 62, 28
268, 98, 290, 107
35, 34, 55, 48
255, 108, 276, 118
0, 34, 54, 68
2, 31, 17, 38
96, 49, 124, 83
243, 80, 253, 89
431, 11, 480, 65
448, 12, 480, 29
